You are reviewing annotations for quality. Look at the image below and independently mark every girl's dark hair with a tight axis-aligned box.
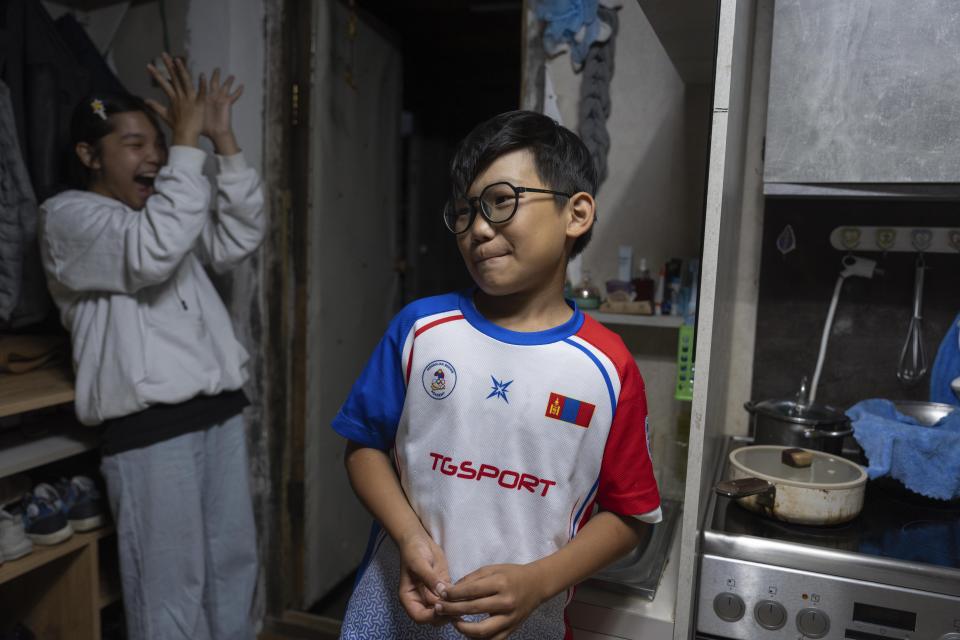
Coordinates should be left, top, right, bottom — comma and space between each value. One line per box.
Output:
448, 110, 599, 258
68, 93, 165, 188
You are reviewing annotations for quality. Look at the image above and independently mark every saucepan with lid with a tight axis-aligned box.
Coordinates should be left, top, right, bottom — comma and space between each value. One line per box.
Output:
745, 377, 854, 455
715, 445, 867, 526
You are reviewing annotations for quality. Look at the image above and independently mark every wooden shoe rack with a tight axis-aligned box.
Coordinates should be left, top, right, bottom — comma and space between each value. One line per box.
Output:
0, 364, 119, 640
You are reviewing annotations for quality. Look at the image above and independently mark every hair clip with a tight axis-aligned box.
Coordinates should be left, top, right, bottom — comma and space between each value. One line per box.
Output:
91, 99, 107, 121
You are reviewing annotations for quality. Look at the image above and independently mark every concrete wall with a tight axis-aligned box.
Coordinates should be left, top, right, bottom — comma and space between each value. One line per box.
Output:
543, 2, 711, 498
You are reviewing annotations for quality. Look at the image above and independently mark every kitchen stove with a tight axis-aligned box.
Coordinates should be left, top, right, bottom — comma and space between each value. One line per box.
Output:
697, 438, 960, 640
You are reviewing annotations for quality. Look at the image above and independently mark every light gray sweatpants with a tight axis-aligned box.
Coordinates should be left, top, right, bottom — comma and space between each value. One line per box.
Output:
100, 414, 258, 640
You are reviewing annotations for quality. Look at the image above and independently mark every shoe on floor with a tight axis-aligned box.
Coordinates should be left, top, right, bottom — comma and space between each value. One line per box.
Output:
22, 484, 73, 545
0, 506, 32, 560
55, 476, 106, 532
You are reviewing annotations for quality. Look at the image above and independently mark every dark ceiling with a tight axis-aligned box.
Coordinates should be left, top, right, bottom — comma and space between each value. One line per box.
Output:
356, 0, 523, 138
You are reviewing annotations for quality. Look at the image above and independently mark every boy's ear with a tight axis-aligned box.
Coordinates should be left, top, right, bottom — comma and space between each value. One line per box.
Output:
75, 142, 100, 170
566, 191, 596, 241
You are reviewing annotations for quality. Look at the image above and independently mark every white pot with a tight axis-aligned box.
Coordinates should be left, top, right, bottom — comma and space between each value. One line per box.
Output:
719, 445, 867, 526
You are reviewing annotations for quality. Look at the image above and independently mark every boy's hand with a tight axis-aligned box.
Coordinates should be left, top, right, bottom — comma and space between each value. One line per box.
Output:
201, 68, 244, 155
397, 531, 452, 626
146, 53, 205, 148
436, 563, 547, 639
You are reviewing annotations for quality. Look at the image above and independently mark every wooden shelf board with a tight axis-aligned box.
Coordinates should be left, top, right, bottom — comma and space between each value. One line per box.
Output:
0, 426, 99, 481
0, 365, 75, 418
587, 311, 686, 328
97, 532, 121, 610
0, 527, 113, 587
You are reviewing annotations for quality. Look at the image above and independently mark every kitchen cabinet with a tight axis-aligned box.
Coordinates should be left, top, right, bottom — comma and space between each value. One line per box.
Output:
523, 0, 764, 635
672, 0, 760, 638
527, 0, 764, 637
0, 365, 119, 639
764, 0, 960, 185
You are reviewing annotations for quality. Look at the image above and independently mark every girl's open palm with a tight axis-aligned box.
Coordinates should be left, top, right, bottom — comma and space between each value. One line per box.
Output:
145, 52, 205, 147
202, 68, 244, 141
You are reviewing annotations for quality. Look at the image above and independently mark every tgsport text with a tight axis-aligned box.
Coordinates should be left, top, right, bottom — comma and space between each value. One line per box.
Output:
429, 452, 557, 497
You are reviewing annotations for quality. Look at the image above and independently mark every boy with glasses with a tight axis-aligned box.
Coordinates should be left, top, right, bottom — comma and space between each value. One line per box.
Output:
333, 110, 661, 639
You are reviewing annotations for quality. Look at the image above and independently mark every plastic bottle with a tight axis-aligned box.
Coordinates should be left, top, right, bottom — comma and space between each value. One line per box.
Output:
573, 270, 602, 310
617, 246, 633, 282
631, 258, 655, 305
653, 266, 666, 315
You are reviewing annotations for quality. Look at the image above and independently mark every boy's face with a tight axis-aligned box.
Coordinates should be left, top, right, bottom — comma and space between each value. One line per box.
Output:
80, 111, 167, 210
456, 149, 575, 297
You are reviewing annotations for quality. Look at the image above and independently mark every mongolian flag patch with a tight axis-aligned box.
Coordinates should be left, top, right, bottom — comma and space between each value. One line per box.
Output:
544, 392, 595, 428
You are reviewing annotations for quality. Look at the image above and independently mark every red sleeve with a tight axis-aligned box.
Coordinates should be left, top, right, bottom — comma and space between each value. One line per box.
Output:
596, 359, 661, 516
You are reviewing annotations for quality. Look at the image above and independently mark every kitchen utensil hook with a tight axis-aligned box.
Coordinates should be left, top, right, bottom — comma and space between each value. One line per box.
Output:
896, 253, 928, 386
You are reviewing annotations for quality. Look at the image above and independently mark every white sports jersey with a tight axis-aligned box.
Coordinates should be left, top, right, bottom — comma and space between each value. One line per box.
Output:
333, 291, 661, 639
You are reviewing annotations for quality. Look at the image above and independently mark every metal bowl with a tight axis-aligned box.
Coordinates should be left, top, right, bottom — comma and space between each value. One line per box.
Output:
893, 401, 957, 426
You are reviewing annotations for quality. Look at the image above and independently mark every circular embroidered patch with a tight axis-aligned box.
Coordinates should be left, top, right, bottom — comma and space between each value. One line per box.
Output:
422, 360, 457, 400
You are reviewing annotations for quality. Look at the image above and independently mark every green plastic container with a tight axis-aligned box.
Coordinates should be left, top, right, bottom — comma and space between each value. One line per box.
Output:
675, 324, 695, 401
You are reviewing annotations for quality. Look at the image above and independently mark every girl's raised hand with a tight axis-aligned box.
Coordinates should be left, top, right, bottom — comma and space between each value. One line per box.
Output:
201, 68, 244, 155
146, 53, 205, 148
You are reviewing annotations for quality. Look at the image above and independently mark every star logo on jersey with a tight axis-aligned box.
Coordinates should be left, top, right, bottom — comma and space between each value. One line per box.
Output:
486, 376, 513, 403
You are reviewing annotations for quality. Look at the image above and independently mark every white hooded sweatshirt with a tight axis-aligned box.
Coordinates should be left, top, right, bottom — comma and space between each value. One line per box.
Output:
40, 146, 266, 425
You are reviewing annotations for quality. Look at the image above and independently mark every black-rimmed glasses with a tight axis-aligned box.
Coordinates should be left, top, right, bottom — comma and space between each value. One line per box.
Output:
443, 181, 573, 234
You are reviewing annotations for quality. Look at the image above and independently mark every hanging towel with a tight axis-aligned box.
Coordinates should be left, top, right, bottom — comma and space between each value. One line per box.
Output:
848, 398, 960, 501
930, 312, 960, 406
536, 0, 622, 69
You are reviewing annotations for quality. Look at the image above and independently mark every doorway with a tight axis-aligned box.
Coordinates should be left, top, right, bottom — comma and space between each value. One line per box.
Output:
285, 0, 524, 625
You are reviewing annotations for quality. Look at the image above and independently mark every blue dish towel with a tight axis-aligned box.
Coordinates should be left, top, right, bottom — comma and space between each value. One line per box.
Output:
930, 312, 960, 406
848, 399, 960, 500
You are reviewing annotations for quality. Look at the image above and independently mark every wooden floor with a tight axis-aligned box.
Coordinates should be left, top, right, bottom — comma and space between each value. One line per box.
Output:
259, 611, 341, 640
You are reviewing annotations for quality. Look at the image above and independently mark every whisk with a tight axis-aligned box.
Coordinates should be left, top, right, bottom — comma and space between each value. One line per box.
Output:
897, 254, 928, 385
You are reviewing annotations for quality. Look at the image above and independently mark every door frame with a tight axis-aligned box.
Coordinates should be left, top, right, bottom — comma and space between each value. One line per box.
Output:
261, 0, 312, 619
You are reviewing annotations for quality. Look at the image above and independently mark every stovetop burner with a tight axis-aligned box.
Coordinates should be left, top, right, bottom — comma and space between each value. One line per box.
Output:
698, 439, 960, 639
711, 443, 960, 570
714, 489, 960, 569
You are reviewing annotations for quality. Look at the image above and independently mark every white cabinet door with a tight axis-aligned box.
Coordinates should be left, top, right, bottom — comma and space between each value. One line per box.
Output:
674, 1, 760, 638
765, 0, 960, 184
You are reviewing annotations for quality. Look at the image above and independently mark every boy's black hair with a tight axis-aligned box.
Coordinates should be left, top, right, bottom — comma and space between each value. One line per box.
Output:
68, 93, 166, 188
448, 110, 598, 258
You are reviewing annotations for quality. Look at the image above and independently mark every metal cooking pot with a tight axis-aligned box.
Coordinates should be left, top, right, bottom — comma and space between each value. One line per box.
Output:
745, 398, 853, 455
893, 400, 956, 426
715, 445, 867, 526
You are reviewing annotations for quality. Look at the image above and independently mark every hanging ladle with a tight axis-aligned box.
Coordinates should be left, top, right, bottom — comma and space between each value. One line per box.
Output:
897, 253, 928, 385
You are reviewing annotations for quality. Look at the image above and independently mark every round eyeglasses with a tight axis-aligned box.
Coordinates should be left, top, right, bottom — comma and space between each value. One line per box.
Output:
443, 181, 573, 234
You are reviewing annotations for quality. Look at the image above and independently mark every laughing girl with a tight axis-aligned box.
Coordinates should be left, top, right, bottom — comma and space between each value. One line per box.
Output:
39, 53, 265, 639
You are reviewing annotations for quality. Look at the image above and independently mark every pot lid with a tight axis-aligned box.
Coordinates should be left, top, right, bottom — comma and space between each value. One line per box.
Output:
730, 445, 866, 489
747, 398, 849, 426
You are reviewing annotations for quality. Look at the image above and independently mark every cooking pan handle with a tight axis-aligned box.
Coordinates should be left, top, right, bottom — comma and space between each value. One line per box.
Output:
715, 477, 775, 507
802, 427, 854, 440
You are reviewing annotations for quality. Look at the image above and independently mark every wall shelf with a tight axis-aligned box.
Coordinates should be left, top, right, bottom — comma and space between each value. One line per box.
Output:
0, 365, 75, 419
0, 363, 115, 639
0, 527, 116, 640
587, 311, 685, 329
0, 527, 113, 587
0, 425, 98, 481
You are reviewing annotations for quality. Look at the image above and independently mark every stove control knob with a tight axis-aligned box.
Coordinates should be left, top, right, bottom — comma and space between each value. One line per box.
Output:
937, 634, 960, 640
754, 600, 787, 630
713, 592, 745, 622
796, 608, 830, 638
